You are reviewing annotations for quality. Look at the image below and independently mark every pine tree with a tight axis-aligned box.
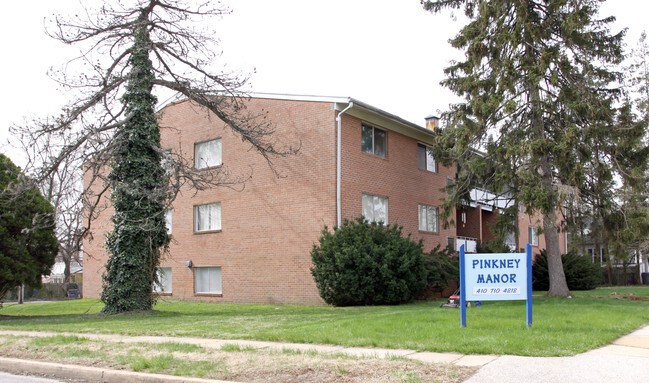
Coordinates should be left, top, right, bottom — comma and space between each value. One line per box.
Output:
0, 154, 59, 303
422, 0, 628, 296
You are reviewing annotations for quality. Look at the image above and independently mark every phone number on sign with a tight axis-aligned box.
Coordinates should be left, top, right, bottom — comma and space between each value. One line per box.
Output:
472, 287, 520, 295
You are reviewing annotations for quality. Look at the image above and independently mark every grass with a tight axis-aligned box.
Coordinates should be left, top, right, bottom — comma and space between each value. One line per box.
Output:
391, 370, 423, 383
1, 286, 648, 357
220, 343, 257, 352
0, 335, 472, 383
116, 353, 224, 377
28, 335, 89, 347
150, 341, 204, 353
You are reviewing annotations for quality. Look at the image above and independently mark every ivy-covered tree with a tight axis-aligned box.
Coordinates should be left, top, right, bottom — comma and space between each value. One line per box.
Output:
12, 1, 296, 313
422, 0, 639, 297
0, 154, 59, 305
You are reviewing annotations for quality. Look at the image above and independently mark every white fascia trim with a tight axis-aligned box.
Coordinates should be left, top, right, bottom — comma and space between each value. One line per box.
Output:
246, 92, 349, 104
157, 91, 349, 111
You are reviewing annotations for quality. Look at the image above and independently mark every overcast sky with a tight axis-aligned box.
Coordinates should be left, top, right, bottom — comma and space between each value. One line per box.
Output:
1, 0, 647, 166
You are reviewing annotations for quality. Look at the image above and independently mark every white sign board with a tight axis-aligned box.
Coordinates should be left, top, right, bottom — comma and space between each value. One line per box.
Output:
459, 244, 533, 328
464, 253, 527, 301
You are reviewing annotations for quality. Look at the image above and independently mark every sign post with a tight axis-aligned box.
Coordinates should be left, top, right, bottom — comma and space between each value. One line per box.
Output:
460, 245, 467, 327
459, 244, 533, 328
525, 243, 533, 327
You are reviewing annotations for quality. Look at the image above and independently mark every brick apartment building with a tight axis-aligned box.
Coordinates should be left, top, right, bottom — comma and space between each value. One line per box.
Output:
83, 94, 565, 305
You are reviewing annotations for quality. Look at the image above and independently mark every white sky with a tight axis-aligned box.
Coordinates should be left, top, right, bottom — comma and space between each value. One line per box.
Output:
1, 0, 647, 167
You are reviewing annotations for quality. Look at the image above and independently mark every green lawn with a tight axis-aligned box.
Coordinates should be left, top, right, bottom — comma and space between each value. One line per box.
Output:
1, 286, 648, 357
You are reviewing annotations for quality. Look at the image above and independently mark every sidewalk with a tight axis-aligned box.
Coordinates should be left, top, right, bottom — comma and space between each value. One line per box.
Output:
464, 324, 649, 383
0, 325, 647, 382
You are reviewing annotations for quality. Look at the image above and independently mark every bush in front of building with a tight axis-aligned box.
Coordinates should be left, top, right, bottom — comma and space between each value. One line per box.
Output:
533, 250, 602, 291
422, 244, 458, 293
310, 217, 427, 306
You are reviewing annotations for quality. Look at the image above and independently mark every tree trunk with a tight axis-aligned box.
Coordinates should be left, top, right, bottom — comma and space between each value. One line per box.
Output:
603, 229, 613, 284
637, 250, 642, 285
579, 210, 587, 256
538, 130, 571, 297
525, 33, 571, 298
544, 210, 571, 297
605, 253, 613, 284
63, 248, 71, 283
593, 213, 601, 265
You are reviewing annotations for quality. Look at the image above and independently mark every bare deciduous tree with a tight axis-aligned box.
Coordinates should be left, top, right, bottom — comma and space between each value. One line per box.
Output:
12, 0, 296, 313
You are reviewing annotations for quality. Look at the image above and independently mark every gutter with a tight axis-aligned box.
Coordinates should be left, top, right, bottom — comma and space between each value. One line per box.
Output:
336, 99, 353, 227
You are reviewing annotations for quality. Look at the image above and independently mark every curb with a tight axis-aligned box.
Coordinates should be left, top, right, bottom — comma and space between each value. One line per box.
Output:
0, 357, 234, 383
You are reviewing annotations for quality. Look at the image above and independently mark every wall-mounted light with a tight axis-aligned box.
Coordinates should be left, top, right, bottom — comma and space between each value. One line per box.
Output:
461, 212, 467, 224
186, 260, 193, 268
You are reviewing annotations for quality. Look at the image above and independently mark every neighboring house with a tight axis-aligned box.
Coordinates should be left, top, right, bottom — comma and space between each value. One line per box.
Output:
568, 212, 646, 276
83, 94, 564, 305
42, 260, 83, 284
580, 232, 647, 284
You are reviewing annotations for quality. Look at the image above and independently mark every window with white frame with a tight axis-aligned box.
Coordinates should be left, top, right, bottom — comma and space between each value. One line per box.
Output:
194, 202, 221, 232
154, 267, 172, 293
417, 143, 437, 172
194, 138, 222, 169
418, 204, 438, 232
361, 124, 387, 157
528, 226, 539, 246
362, 193, 388, 224
194, 266, 222, 294
165, 209, 173, 234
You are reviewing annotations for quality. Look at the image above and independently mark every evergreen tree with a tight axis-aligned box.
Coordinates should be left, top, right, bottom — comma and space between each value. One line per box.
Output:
0, 154, 59, 304
626, 32, 649, 117
422, 0, 630, 296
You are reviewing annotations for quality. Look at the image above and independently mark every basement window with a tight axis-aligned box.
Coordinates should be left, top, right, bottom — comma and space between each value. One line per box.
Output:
194, 266, 222, 295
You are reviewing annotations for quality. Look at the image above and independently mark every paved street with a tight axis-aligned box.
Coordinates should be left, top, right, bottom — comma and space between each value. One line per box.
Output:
0, 371, 73, 383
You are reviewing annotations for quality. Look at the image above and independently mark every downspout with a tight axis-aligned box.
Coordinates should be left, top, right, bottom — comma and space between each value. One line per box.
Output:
336, 100, 353, 227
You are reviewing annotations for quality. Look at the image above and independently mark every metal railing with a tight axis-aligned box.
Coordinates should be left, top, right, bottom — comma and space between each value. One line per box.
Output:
456, 236, 478, 253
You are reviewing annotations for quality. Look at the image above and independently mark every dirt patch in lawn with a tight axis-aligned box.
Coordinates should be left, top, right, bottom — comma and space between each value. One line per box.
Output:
593, 293, 649, 301
0, 335, 476, 383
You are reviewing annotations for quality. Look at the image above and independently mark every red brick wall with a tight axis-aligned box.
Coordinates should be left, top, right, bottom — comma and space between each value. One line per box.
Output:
83, 97, 461, 305
481, 210, 498, 242
456, 207, 481, 240
82, 166, 114, 300
339, 114, 455, 252
84, 98, 337, 305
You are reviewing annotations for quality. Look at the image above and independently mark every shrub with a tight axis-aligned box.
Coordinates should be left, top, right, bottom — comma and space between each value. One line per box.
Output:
422, 245, 458, 291
310, 217, 427, 306
533, 250, 602, 291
